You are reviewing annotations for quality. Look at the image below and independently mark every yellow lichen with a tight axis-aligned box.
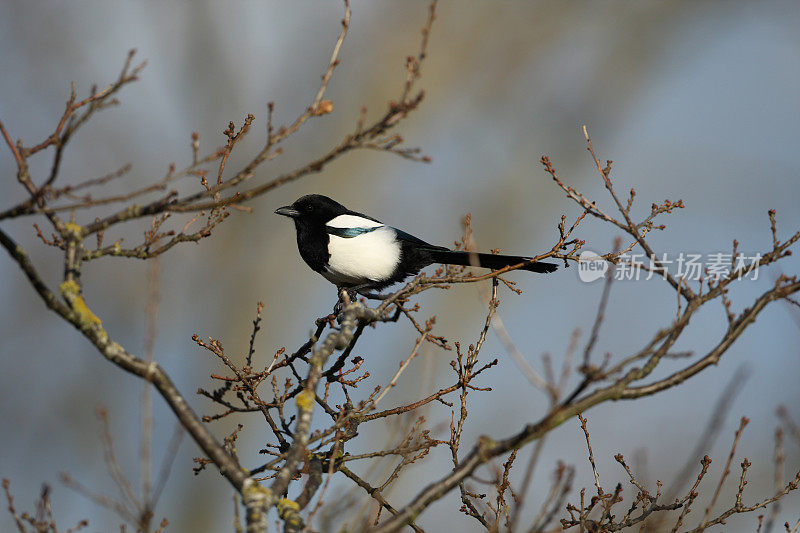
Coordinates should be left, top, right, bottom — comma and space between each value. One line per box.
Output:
59, 279, 80, 296
295, 390, 315, 411
242, 480, 270, 498
63, 222, 83, 239
72, 296, 101, 325
277, 498, 299, 512
277, 498, 301, 526
59, 280, 102, 325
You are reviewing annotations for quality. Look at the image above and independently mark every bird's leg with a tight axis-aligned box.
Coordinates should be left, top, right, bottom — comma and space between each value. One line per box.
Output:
344, 286, 360, 302
334, 287, 357, 315
342, 282, 386, 299
333, 285, 385, 314
333, 288, 345, 315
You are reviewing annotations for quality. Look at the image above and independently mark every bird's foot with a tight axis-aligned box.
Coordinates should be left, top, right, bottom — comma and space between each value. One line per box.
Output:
334, 287, 358, 316
334, 286, 386, 315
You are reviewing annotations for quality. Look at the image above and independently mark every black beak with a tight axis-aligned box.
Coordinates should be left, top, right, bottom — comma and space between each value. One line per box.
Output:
275, 205, 300, 218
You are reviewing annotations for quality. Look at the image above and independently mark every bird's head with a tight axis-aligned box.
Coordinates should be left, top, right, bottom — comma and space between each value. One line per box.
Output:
275, 194, 348, 226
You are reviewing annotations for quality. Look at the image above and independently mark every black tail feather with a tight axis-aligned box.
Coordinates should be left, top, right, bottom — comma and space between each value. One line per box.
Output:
426, 249, 557, 274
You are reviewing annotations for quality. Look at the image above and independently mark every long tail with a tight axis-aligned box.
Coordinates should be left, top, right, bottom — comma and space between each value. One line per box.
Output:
426, 249, 557, 273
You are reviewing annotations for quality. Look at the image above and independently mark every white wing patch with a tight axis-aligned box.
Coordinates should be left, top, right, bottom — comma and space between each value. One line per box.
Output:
326, 214, 383, 229
324, 226, 400, 285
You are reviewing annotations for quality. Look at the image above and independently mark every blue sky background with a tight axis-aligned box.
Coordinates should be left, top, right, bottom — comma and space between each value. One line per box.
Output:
1, 2, 799, 531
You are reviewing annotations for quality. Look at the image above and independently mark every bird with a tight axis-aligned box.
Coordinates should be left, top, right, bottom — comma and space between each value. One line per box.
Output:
275, 194, 557, 294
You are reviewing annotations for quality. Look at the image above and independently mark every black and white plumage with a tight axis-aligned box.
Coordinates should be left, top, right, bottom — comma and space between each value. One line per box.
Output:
275, 194, 557, 292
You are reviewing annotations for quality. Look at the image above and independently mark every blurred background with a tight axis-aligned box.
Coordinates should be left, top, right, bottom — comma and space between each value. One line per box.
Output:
2, 1, 800, 531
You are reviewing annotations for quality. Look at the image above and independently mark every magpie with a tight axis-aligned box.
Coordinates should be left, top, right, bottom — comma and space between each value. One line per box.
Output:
275, 194, 557, 293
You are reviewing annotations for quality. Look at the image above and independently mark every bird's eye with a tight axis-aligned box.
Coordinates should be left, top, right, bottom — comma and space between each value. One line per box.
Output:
305, 204, 314, 212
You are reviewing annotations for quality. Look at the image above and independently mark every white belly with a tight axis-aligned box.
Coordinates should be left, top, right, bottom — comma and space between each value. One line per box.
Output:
324, 227, 400, 285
